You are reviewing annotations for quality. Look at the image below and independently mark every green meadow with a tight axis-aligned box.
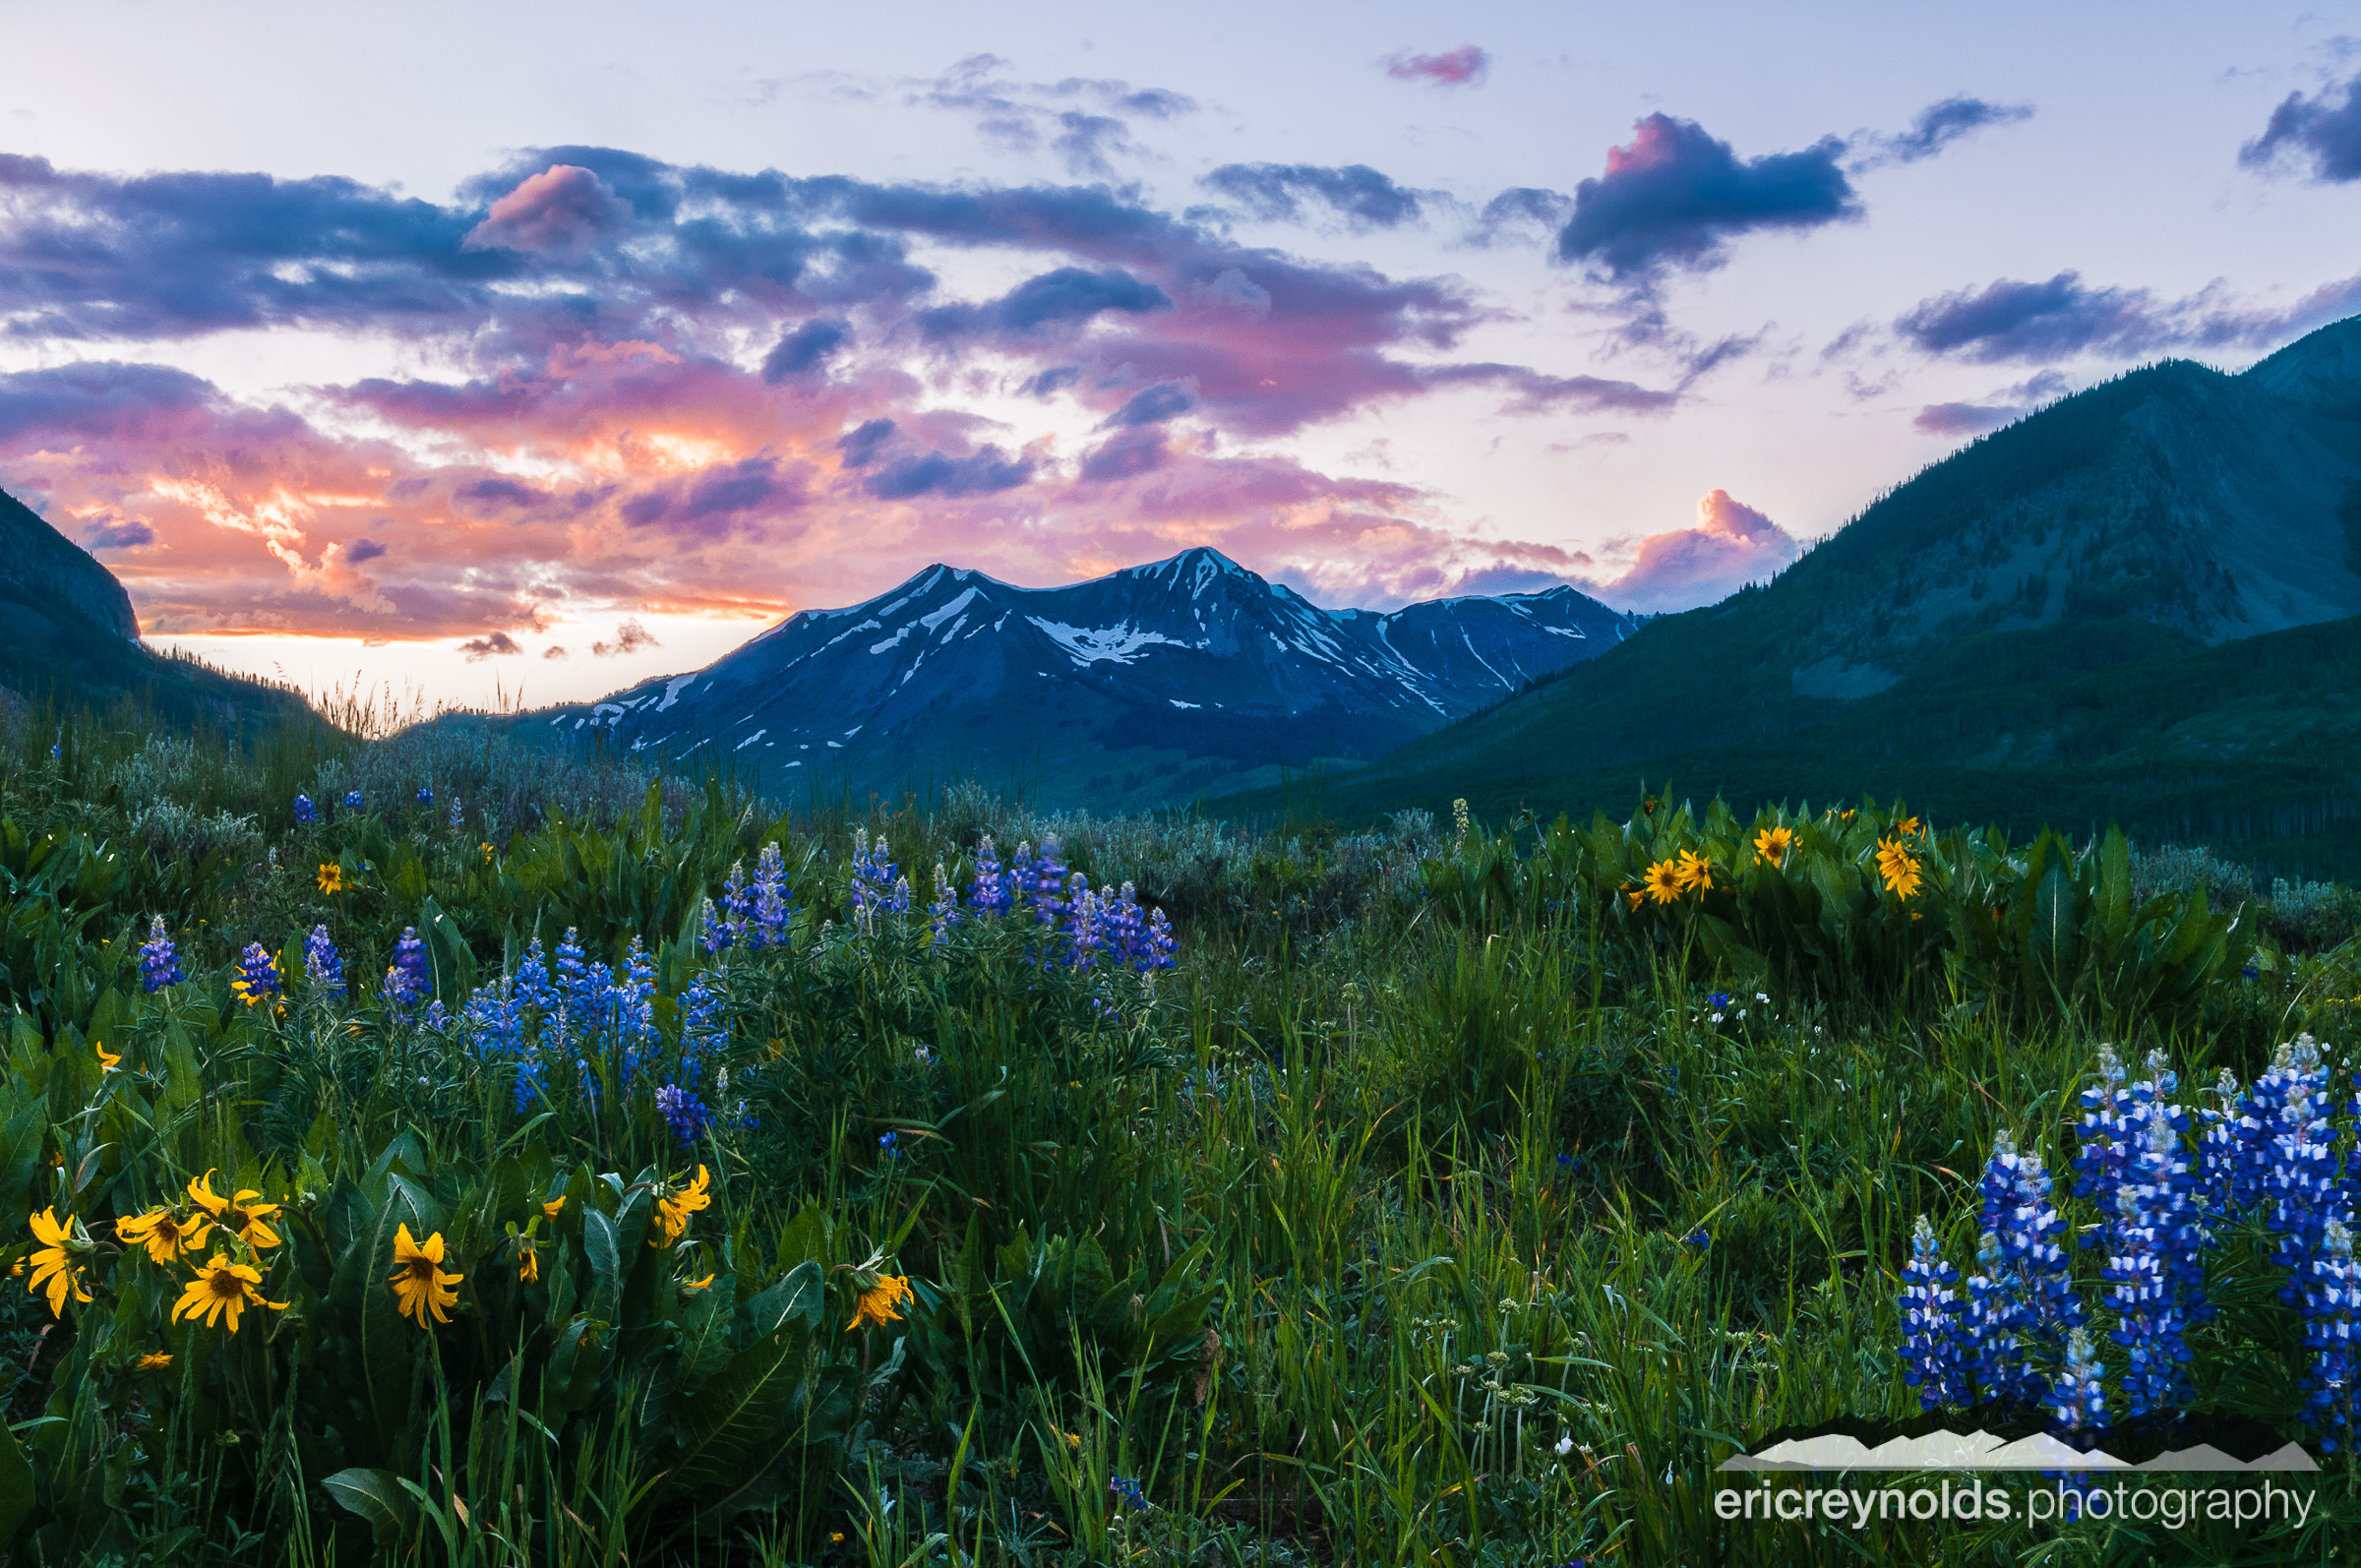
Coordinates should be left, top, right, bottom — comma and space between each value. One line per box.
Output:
0, 696, 2355, 1566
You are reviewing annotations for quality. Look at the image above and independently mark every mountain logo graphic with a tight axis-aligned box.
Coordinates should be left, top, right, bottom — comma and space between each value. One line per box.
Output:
1719, 1418, 2318, 1474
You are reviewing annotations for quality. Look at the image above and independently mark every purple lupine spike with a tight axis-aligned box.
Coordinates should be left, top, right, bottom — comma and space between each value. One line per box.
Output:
968, 836, 1011, 918
303, 925, 343, 991
140, 916, 182, 993
1900, 1214, 1967, 1410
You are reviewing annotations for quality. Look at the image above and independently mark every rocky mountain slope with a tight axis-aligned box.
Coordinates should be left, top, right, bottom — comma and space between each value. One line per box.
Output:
532, 547, 1635, 809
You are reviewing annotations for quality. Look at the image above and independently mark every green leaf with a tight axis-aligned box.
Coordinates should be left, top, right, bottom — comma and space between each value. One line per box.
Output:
0, 1421, 32, 1546
661, 1308, 817, 1510
321, 1467, 417, 1546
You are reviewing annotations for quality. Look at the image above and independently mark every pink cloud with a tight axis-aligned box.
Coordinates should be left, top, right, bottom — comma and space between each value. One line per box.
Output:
1382, 46, 1490, 88
1590, 489, 1799, 612
462, 165, 634, 257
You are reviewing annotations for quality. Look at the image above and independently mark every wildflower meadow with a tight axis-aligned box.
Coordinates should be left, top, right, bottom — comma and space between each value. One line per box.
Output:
0, 701, 2353, 1565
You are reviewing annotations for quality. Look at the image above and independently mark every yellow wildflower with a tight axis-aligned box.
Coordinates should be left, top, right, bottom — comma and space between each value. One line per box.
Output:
27, 1208, 92, 1317
653, 1166, 712, 1246
171, 1253, 286, 1333
1753, 825, 1794, 867
1876, 838, 1923, 900
542, 1195, 567, 1223
1641, 859, 1684, 906
480, 842, 495, 865
845, 1273, 913, 1331
515, 1238, 539, 1284
389, 1224, 462, 1328
317, 863, 343, 894
682, 1271, 716, 1292
1894, 814, 1921, 837
135, 1352, 173, 1372
188, 1170, 229, 1220
93, 1041, 120, 1074
1674, 849, 1713, 895
116, 1206, 211, 1265
228, 1190, 282, 1250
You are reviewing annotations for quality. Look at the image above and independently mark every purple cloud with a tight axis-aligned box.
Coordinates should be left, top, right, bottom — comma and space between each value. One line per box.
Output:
761, 318, 850, 381
1895, 272, 2167, 362
1078, 427, 1169, 482
459, 631, 523, 660
1556, 114, 1858, 281
915, 266, 1171, 340
1382, 46, 1489, 88
1911, 370, 2070, 436
1855, 95, 2033, 168
1105, 381, 1196, 426
461, 164, 635, 256
1199, 163, 1427, 229
863, 446, 1032, 500
2241, 71, 2361, 183
593, 620, 659, 657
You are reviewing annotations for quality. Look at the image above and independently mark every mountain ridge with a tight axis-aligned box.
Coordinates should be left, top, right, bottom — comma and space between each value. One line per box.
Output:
521, 546, 1637, 810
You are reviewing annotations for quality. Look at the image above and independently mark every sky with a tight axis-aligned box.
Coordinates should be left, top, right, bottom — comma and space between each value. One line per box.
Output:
3, 0, 2358, 710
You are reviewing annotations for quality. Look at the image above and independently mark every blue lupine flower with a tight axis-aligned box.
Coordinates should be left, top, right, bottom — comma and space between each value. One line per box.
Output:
2051, 1327, 2108, 1437
231, 942, 282, 1007
714, 860, 749, 950
2103, 1117, 2194, 1419
878, 1130, 903, 1160
416, 786, 434, 807
750, 841, 793, 948
423, 999, 449, 1032
968, 836, 1012, 918
1064, 874, 1102, 968
515, 937, 559, 1021
1961, 1230, 2021, 1406
2073, 1043, 2134, 1210
388, 926, 433, 1008
2243, 963, 2261, 981
2300, 1218, 2359, 1451
448, 795, 462, 830
698, 896, 728, 955
303, 925, 343, 992
2258, 1036, 2345, 1310
1682, 1228, 1711, 1253
343, 790, 364, 810
656, 1084, 711, 1145
48, 744, 59, 758
1108, 1476, 1147, 1510
292, 793, 319, 825
553, 928, 596, 1021
928, 863, 960, 940
1969, 1129, 2082, 1404
140, 916, 182, 993
1900, 1215, 1967, 1409
847, 830, 910, 934
608, 937, 658, 1092
1707, 992, 1731, 1010
1023, 837, 1070, 928
512, 1058, 548, 1116
679, 972, 727, 1083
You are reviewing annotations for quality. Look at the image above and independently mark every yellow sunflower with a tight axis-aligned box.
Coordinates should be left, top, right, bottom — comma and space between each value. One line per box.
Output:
135, 1352, 173, 1372
1641, 859, 1684, 906
515, 1237, 539, 1284
388, 1224, 462, 1328
317, 863, 343, 894
116, 1206, 211, 1266
228, 1191, 282, 1250
653, 1166, 713, 1247
26, 1207, 92, 1317
1894, 814, 1921, 837
1753, 825, 1795, 867
171, 1253, 287, 1333
1674, 849, 1714, 895
93, 1041, 121, 1074
541, 1195, 567, 1223
1876, 838, 1923, 900
845, 1273, 913, 1331
682, 1271, 716, 1293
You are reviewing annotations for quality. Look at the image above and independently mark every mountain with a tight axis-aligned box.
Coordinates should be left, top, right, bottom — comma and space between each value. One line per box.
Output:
0, 487, 310, 732
1239, 315, 2361, 872
530, 548, 1635, 809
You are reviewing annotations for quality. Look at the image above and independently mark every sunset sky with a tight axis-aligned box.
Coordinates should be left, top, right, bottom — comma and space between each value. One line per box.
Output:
4, 0, 2358, 708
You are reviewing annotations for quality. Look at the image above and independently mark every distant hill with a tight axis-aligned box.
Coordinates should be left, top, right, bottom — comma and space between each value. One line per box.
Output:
519, 548, 1636, 810
1241, 316, 2361, 874
0, 487, 311, 733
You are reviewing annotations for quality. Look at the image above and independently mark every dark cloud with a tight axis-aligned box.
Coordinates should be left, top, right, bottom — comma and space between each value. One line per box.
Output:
1199, 163, 1426, 229
455, 476, 544, 511
2241, 72, 2361, 182
1105, 381, 1196, 426
542, 644, 570, 659
1556, 114, 1858, 281
761, 318, 850, 381
1854, 96, 2033, 168
835, 418, 896, 468
1381, 46, 1489, 87
1417, 363, 1678, 416
1078, 427, 1169, 482
915, 266, 1170, 340
593, 620, 659, 657
459, 631, 524, 660
1021, 366, 1081, 397
624, 456, 801, 536
0, 359, 220, 441
1895, 272, 2164, 362
863, 446, 1033, 500
1912, 372, 2069, 437
461, 164, 635, 256
83, 517, 154, 549
346, 537, 387, 563
1470, 187, 1573, 247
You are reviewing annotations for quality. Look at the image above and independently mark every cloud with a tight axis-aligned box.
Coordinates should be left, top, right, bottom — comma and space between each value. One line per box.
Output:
542, 644, 570, 659
1381, 46, 1489, 87
1589, 489, 1800, 613
915, 266, 1171, 340
1556, 114, 1858, 282
863, 445, 1033, 500
346, 538, 388, 564
1105, 381, 1196, 426
1078, 427, 1169, 482
1892, 271, 2361, 364
905, 57, 1200, 176
593, 620, 659, 657
1911, 369, 2070, 436
462, 165, 635, 256
1853, 95, 2033, 168
2241, 71, 2361, 182
458, 631, 523, 660
761, 318, 851, 381
1470, 186, 1573, 247
84, 517, 155, 549
835, 418, 896, 467
1199, 163, 1427, 229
